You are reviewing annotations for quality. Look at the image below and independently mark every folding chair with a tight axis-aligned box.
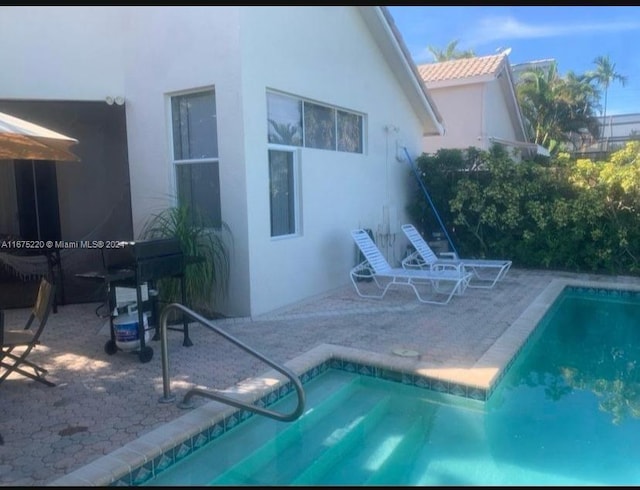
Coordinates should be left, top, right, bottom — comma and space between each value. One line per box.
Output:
0, 278, 56, 387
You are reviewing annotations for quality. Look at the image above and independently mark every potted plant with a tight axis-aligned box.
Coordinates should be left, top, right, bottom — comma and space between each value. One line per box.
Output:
140, 204, 232, 320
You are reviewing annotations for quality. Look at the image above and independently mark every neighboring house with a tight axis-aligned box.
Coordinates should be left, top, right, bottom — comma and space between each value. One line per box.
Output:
0, 6, 444, 317
417, 52, 548, 159
573, 112, 640, 157
511, 58, 555, 84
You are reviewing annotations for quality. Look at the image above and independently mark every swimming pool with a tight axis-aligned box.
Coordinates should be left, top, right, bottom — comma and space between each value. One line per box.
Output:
147, 369, 484, 486
51, 279, 640, 486
483, 286, 640, 485
142, 284, 640, 485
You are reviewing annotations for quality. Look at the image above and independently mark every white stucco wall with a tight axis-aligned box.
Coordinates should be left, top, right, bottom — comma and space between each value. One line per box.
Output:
121, 6, 251, 316
0, 6, 125, 101
237, 7, 425, 316
483, 79, 519, 146
121, 5, 431, 317
422, 84, 484, 154
0, 6, 433, 318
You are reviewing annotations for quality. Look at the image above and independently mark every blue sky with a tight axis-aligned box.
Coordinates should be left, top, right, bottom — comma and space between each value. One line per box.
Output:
387, 6, 640, 116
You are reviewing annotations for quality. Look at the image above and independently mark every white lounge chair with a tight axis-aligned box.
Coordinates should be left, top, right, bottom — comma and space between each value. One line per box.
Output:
401, 223, 512, 289
350, 229, 471, 305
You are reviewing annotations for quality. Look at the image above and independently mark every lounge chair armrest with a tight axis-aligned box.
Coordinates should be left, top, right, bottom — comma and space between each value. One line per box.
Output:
401, 251, 425, 269
351, 260, 374, 279
439, 252, 458, 260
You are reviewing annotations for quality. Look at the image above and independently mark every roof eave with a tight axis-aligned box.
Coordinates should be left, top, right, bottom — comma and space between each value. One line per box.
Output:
358, 6, 445, 137
499, 58, 529, 143
424, 73, 496, 90
489, 136, 550, 158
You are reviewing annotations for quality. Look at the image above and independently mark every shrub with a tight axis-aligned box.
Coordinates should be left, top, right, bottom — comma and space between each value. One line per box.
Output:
140, 204, 232, 318
407, 142, 640, 275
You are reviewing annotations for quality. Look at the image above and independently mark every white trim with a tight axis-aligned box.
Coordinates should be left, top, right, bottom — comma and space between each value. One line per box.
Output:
500, 57, 528, 143
267, 145, 301, 239
167, 87, 222, 222
488, 136, 550, 157
424, 74, 496, 90
266, 89, 365, 154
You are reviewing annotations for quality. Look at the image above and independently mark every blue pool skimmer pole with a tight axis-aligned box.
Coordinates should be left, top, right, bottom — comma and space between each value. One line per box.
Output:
402, 146, 459, 258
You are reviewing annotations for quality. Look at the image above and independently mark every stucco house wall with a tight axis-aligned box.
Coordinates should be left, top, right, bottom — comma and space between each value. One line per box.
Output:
119, 7, 252, 315
422, 79, 520, 156
0, 7, 125, 101
0, 6, 128, 242
418, 53, 534, 160
422, 84, 484, 153
0, 6, 441, 317
237, 7, 428, 315
483, 79, 521, 151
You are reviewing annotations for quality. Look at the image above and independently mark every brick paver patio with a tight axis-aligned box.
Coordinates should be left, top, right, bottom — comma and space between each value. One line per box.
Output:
1, 268, 639, 486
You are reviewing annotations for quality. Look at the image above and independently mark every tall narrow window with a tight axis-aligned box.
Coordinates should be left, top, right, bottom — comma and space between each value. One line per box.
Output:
269, 149, 297, 237
171, 89, 221, 227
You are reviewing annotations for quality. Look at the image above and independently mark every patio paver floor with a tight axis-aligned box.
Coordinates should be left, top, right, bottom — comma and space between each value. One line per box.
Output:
1, 268, 639, 486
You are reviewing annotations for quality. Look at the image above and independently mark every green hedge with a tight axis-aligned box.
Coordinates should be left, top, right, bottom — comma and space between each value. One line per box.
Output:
407, 142, 640, 275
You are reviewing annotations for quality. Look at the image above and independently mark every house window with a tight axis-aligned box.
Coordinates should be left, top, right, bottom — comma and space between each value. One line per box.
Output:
268, 148, 298, 237
170, 89, 221, 227
304, 102, 336, 150
337, 110, 363, 153
266, 91, 364, 154
267, 92, 302, 146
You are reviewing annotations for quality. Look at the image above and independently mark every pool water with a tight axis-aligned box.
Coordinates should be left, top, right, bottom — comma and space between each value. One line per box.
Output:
148, 288, 640, 486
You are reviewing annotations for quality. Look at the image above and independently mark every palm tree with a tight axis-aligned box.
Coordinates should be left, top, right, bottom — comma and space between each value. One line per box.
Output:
516, 62, 601, 154
587, 55, 628, 149
427, 39, 475, 62
558, 70, 600, 150
268, 119, 302, 146
516, 62, 563, 151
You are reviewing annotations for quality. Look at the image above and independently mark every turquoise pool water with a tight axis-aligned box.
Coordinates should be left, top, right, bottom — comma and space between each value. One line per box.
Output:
147, 287, 640, 486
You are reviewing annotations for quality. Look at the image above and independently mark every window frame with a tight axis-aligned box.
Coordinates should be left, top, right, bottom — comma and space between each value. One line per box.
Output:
267, 144, 301, 240
168, 87, 221, 228
266, 90, 365, 154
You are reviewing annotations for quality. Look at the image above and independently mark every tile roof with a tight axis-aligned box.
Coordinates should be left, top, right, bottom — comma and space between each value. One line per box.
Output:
417, 53, 507, 84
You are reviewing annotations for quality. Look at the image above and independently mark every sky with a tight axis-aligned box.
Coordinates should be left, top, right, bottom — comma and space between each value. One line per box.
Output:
387, 6, 640, 116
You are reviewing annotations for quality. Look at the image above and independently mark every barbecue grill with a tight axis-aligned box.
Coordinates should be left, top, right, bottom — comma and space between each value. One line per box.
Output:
79, 237, 192, 363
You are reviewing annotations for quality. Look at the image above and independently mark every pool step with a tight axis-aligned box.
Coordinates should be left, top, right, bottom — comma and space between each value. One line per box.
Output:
208, 377, 362, 485
363, 412, 431, 485
210, 380, 390, 485
311, 399, 436, 485
290, 396, 391, 485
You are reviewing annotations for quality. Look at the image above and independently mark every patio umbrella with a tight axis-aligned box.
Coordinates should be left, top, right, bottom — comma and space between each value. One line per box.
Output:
0, 111, 80, 240
0, 111, 79, 162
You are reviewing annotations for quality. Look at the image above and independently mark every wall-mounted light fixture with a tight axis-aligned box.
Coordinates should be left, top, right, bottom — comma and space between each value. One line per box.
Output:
106, 96, 125, 106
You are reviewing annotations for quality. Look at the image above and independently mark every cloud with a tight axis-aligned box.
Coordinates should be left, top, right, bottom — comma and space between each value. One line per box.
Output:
468, 16, 640, 46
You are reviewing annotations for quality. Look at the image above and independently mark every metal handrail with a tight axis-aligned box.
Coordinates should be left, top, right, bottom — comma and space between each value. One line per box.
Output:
158, 303, 305, 422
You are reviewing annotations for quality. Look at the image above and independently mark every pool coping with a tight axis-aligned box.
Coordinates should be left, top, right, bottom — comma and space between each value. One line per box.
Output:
49, 278, 640, 486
